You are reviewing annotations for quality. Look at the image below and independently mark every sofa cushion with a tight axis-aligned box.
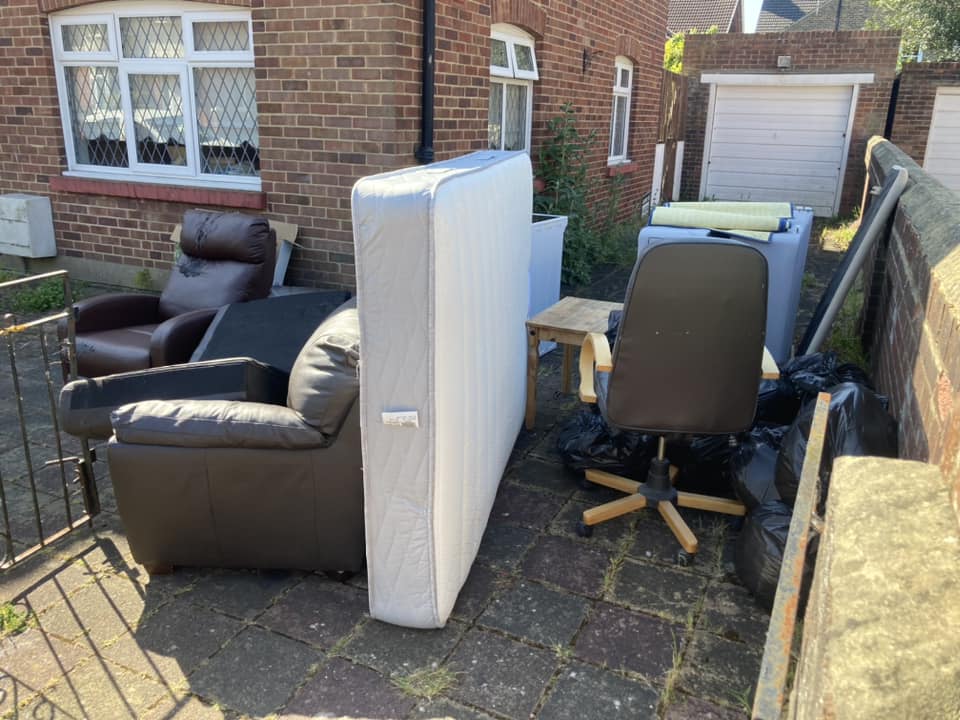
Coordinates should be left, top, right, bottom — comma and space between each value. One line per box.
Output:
111, 399, 327, 449
287, 298, 359, 435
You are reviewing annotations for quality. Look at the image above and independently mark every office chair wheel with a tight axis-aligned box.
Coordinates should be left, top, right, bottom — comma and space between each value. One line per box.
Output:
577, 476, 596, 491
576, 521, 594, 538
675, 550, 694, 567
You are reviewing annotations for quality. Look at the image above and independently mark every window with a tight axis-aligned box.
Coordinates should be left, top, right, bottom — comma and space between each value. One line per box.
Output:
608, 57, 633, 164
51, 2, 260, 190
488, 25, 538, 153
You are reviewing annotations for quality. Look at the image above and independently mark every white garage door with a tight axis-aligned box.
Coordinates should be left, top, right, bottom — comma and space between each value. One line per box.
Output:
702, 83, 855, 216
923, 87, 960, 194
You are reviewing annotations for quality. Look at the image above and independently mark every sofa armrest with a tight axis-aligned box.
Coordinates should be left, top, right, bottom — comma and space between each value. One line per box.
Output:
150, 308, 218, 367
111, 399, 328, 449
71, 293, 160, 333
60, 358, 289, 440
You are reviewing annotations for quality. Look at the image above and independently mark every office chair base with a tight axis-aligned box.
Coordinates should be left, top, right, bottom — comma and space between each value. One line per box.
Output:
579, 468, 747, 558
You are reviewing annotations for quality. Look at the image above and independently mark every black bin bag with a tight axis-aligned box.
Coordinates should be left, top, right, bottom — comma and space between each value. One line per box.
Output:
557, 408, 651, 474
775, 382, 898, 508
755, 352, 873, 426
735, 501, 819, 611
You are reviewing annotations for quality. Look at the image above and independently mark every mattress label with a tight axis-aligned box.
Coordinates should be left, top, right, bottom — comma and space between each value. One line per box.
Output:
381, 410, 419, 428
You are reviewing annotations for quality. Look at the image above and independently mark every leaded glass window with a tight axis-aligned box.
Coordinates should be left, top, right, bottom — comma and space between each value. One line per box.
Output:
51, 7, 260, 188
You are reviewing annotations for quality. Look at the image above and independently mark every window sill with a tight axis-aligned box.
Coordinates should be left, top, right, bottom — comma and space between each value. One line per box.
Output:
606, 161, 639, 177
49, 176, 267, 210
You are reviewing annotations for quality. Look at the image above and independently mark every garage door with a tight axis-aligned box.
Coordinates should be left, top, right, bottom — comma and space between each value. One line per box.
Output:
923, 87, 960, 194
702, 83, 854, 216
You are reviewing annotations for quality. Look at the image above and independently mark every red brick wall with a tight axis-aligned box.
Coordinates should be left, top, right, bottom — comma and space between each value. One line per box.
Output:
679, 30, 900, 216
889, 62, 960, 167
430, 0, 668, 236
862, 138, 960, 523
0, 0, 668, 290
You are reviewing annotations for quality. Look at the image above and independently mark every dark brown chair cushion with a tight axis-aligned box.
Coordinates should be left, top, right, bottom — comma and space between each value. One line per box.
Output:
158, 210, 275, 319
287, 298, 360, 436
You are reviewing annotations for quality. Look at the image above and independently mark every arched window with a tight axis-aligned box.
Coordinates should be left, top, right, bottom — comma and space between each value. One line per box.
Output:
50, 1, 260, 190
488, 24, 538, 153
608, 56, 633, 164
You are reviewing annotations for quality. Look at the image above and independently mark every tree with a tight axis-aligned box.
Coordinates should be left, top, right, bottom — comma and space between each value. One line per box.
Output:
868, 0, 960, 61
663, 26, 718, 74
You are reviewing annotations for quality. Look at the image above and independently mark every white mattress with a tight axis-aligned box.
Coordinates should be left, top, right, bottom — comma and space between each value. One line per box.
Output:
353, 152, 532, 628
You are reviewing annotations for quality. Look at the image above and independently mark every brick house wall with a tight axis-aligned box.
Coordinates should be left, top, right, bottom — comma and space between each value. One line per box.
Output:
678, 30, 900, 216
0, 0, 668, 291
888, 61, 960, 167
861, 138, 960, 522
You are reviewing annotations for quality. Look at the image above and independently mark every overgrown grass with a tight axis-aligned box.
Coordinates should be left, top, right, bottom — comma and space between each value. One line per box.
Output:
819, 211, 860, 252
821, 278, 869, 368
0, 269, 88, 316
392, 666, 460, 700
813, 212, 870, 367
0, 603, 33, 637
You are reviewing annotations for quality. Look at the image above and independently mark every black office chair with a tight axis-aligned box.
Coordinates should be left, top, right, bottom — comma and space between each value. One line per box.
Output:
576, 241, 771, 563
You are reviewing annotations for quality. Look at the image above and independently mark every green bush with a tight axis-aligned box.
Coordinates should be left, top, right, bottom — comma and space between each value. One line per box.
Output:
534, 103, 637, 285
0, 270, 86, 316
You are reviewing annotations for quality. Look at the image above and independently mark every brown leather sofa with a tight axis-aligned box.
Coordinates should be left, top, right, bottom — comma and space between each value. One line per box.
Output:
64, 210, 276, 379
106, 298, 364, 575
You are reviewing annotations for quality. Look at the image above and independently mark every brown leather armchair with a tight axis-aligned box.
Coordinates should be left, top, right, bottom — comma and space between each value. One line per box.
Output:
64, 210, 276, 378
105, 299, 364, 575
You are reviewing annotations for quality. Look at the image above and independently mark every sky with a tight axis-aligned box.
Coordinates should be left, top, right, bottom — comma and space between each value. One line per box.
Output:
744, 0, 762, 32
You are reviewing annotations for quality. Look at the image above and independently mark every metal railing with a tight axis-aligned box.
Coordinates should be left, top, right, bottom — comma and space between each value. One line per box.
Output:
752, 391, 831, 719
0, 270, 99, 567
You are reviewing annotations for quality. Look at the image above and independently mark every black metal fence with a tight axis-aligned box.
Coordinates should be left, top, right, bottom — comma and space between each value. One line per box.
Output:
0, 270, 99, 567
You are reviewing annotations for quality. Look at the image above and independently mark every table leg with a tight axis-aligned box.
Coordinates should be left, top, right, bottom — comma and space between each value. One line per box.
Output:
525, 327, 539, 430
561, 343, 574, 394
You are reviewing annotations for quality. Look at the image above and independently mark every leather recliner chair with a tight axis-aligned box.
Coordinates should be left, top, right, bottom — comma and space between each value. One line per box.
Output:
104, 298, 364, 575
63, 210, 276, 379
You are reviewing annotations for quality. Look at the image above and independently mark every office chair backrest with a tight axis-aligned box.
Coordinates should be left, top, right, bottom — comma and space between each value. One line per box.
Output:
605, 241, 767, 435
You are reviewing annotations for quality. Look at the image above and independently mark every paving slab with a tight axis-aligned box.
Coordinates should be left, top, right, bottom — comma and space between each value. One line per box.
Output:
450, 563, 502, 622
697, 582, 770, 646
142, 694, 241, 719
20, 655, 166, 719
574, 602, 682, 683
258, 575, 367, 650
521, 534, 611, 598
341, 618, 464, 677
549, 497, 636, 549
505, 457, 578, 499
489, 484, 566, 530
408, 698, 497, 720
611, 559, 709, 623
188, 625, 320, 716
663, 693, 748, 719
35, 574, 168, 646
281, 657, 416, 719
475, 523, 537, 572
677, 631, 762, 709
0, 627, 91, 716
2, 553, 103, 616
537, 662, 660, 720
101, 601, 244, 688
446, 628, 557, 719
478, 579, 589, 648
184, 569, 302, 620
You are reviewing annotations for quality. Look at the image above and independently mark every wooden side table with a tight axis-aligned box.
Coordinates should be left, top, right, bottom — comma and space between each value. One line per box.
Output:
525, 296, 622, 429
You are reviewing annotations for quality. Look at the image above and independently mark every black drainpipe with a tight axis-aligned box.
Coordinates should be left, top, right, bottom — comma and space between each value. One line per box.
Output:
415, 0, 436, 164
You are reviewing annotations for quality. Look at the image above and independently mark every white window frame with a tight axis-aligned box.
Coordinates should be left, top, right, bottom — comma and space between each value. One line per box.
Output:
489, 24, 537, 153
608, 56, 633, 165
50, 1, 259, 191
